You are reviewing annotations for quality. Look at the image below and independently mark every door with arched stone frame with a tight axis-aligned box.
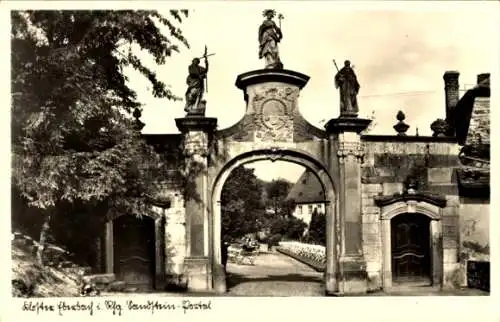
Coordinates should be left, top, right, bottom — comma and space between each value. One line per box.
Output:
376, 195, 446, 290
391, 213, 431, 284
113, 215, 156, 290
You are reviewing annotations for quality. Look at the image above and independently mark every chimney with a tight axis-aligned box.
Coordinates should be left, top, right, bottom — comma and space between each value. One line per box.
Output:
443, 71, 460, 136
477, 73, 490, 86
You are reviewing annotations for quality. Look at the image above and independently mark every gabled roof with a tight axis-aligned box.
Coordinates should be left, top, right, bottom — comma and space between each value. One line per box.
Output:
286, 169, 325, 204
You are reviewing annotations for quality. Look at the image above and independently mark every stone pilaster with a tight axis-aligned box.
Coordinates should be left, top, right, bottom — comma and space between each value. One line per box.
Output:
325, 117, 371, 295
176, 116, 217, 291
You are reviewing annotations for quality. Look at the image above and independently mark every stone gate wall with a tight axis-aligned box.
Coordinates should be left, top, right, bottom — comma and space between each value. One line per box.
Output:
360, 137, 462, 290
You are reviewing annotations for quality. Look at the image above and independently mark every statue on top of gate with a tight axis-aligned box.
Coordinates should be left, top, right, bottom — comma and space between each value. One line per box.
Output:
334, 59, 360, 117
258, 9, 284, 69
184, 46, 215, 116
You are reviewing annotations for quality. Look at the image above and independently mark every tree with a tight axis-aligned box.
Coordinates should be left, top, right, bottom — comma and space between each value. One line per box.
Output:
265, 178, 293, 216
307, 208, 326, 245
11, 10, 190, 264
221, 166, 266, 240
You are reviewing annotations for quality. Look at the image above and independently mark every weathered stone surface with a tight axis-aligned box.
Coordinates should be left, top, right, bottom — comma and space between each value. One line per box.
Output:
428, 167, 454, 184
361, 196, 375, 207
362, 223, 379, 235
362, 183, 382, 194
362, 206, 380, 215
363, 232, 380, 244
382, 182, 403, 195
83, 273, 116, 284
443, 262, 461, 288
443, 238, 458, 249
442, 206, 459, 217
362, 214, 379, 223
427, 184, 459, 196
443, 248, 458, 263
446, 195, 460, 206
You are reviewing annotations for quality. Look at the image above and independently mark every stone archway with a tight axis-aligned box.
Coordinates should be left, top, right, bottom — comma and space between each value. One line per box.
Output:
209, 148, 338, 293
376, 195, 446, 290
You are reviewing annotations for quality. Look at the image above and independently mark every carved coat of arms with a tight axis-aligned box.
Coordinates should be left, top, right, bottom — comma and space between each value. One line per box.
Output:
252, 85, 298, 142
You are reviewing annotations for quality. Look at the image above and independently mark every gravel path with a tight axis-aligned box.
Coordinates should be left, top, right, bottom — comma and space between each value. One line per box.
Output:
225, 251, 324, 296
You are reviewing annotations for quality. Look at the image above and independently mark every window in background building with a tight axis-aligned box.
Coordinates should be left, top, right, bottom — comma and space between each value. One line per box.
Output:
308, 205, 313, 213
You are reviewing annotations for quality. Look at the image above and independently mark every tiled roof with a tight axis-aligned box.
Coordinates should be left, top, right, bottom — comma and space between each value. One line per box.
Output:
286, 169, 325, 204
454, 81, 490, 146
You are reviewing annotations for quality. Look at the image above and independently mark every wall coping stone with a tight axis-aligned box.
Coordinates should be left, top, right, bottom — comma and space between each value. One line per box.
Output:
362, 135, 457, 143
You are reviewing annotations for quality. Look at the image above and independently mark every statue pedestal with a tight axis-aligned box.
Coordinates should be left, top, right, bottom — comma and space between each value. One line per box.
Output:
175, 116, 217, 292
186, 100, 207, 117
325, 116, 371, 295
233, 69, 310, 143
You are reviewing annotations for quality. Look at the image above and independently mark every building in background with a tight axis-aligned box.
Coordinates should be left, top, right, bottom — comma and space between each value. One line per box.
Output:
286, 169, 326, 225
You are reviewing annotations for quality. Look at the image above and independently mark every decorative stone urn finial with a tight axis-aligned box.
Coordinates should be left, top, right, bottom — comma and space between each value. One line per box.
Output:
430, 118, 449, 137
393, 110, 409, 136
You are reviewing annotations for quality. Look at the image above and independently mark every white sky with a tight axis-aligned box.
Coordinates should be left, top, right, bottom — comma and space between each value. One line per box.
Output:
117, 3, 498, 182
3, 1, 498, 183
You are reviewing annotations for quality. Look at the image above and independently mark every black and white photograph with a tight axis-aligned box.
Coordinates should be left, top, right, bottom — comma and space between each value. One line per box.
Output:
4, 1, 498, 319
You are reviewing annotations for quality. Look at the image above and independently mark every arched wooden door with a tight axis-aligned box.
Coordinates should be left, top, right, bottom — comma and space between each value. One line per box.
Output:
113, 215, 156, 290
391, 213, 431, 283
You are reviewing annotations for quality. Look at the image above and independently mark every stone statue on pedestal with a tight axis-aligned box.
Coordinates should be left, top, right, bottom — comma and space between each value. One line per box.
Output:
258, 9, 283, 69
334, 60, 360, 117
185, 48, 211, 116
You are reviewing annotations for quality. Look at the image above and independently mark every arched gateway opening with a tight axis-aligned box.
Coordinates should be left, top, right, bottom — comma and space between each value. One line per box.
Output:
210, 149, 337, 293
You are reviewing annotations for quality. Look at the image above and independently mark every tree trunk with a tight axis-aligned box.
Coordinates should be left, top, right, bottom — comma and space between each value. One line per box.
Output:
36, 212, 52, 265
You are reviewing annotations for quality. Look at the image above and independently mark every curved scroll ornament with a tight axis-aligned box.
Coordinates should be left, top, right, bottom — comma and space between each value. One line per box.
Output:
337, 141, 364, 163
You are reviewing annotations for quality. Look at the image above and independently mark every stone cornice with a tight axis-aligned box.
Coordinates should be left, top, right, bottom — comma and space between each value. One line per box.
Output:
175, 116, 218, 133
361, 135, 457, 143
374, 191, 447, 208
235, 69, 310, 90
325, 117, 371, 134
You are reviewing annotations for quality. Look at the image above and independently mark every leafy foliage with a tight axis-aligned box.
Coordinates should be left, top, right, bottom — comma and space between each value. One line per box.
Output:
221, 166, 266, 240
264, 178, 293, 216
11, 10, 190, 263
306, 208, 326, 245
269, 216, 307, 241
12, 9, 188, 212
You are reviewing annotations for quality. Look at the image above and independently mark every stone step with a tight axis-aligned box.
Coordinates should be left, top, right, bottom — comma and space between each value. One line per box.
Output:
82, 273, 116, 285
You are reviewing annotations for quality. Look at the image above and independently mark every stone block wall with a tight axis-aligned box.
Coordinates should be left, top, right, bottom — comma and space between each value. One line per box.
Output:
361, 139, 462, 290
162, 185, 187, 287
458, 197, 489, 288
361, 183, 383, 290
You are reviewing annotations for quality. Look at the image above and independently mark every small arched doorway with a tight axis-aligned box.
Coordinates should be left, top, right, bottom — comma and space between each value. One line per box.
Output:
391, 213, 431, 284
113, 215, 156, 290
377, 196, 445, 290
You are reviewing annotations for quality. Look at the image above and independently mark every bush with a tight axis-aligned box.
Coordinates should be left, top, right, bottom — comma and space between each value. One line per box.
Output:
269, 216, 307, 241
306, 209, 326, 245
267, 234, 282, 247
